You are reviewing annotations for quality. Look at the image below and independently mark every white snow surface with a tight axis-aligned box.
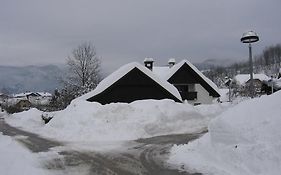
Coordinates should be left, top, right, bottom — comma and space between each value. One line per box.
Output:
153, 66, 170, 80
78, 62, 182, 102
37, 92, 52, 97
0, 133, 48, 175
169, 91, 281, 175
6, 99, 228, 142
219, 88, 229, 102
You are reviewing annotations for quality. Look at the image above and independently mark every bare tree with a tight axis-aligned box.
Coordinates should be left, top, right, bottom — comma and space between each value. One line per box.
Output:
67, 42, 101, 87
63, 42, 102, 100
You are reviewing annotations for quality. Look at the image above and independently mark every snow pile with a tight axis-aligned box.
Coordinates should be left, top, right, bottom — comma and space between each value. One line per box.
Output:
6, 99, 227, 142
169, 91, 281, 175
8, 108, 45, 129
0, 133, 48, 175
41, 100, 209, 141
194, 102, 230, 119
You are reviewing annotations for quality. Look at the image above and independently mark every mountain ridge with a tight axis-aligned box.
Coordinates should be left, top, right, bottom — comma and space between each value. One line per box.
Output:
0, 64, 64, 94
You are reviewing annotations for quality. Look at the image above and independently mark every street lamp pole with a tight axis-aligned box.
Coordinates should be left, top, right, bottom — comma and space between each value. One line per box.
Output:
241, 31, 259, 98
270, 76, 274, 94
248, 42, 254, 98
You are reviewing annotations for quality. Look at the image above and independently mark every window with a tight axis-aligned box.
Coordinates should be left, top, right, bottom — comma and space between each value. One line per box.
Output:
174, 84, 197, 100
188, 84, 195, 92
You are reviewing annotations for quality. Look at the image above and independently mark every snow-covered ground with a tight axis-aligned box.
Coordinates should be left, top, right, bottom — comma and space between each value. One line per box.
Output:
219, 88, 229, 102
169, 91, 281, 175
5, 99, 229, 143
0, 133, 49, 175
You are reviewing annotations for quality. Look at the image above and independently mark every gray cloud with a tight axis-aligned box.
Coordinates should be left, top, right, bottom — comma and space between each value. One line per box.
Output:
0, 0, 281, 73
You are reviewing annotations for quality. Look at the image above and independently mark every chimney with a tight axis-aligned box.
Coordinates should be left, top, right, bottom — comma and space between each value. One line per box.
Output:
168, 58, 176, 68
144, 57, 154, 71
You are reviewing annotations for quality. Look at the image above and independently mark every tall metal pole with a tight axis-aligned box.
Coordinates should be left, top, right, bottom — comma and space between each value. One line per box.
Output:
271, 76, 274, 94
249, 42, 254, 98
228, 84, 231, 102
241, 31, 259, 98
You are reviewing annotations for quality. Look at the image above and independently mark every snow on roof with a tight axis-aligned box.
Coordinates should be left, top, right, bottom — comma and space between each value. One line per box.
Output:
78, 62, 182, 102
144, 57, 154, 62
234, 74, 270, 85
153, 66, 171, 80
36, 92, 52, 97
168, 58, 176, 63
13, 92, 52, 98
13, 92, 38, 97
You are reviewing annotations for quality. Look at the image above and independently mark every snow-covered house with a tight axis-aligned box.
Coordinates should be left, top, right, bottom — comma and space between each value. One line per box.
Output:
153, 59, 220, 105
11, 92, 52, 106
80, 62, 182, 104
233, 73, 270, 95
15, 99, 32, 110
12, 92, 39, 105
80, 59, 220, 105
233, 74, 270, 86
261, 78, 281, 95
36, 92, 52, 105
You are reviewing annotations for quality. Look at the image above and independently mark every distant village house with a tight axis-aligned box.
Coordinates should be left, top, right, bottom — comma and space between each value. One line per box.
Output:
232, 73, 270, 96
1, 92, 53, 111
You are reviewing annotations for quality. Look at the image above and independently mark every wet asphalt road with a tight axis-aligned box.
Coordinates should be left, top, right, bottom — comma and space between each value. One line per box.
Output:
0, 117, 203, 175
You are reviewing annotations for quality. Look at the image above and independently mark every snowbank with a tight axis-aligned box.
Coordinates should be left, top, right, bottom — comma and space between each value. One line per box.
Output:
7, 108, 45, 129
6, 99, 227, 142
0, 133, 48, 175
169, 91, 281, 175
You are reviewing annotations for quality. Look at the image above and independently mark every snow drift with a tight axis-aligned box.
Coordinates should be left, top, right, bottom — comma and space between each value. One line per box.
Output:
6, 99, 226, 142
169, 91, 281, 175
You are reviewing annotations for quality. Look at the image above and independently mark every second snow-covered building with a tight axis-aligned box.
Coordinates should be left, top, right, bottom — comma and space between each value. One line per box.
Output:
153, 59, 220, 105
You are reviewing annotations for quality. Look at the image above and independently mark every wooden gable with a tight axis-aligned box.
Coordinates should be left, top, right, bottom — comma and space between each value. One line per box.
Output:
168, 63, 220, 97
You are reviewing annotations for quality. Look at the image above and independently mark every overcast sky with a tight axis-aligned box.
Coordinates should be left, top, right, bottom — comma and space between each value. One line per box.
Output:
0, 0, 280, 73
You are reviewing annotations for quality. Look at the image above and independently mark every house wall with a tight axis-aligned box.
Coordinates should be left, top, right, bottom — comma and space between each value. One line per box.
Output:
16, 100, 31, 109
193, 84, 214, 104
176, 83, 215, 105
28, 96, 51, 105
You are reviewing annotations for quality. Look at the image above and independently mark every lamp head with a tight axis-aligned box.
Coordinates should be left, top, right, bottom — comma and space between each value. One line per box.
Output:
241, 31, 259, 43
